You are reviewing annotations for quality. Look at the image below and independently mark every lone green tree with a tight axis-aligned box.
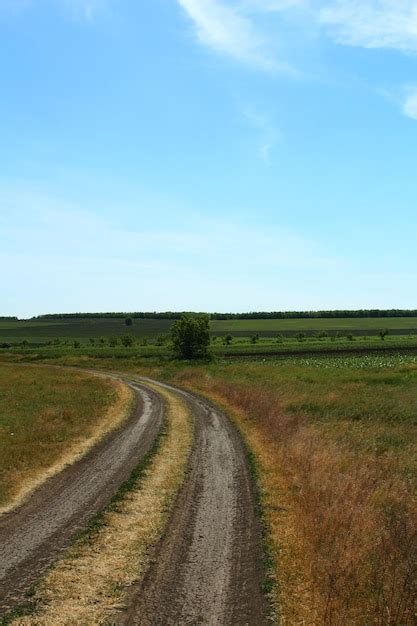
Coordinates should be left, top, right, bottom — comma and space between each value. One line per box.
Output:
125, 317, 133, 327
171, 313, 210, 359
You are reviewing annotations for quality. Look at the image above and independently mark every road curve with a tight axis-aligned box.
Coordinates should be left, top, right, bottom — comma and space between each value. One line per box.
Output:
0, 379, 164, 616
117, 377, 269, 626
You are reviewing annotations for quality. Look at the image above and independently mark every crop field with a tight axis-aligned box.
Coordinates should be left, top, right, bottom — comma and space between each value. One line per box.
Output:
211, 316, 417, 334
2, 316, 417, 346
0, 364, 125, 510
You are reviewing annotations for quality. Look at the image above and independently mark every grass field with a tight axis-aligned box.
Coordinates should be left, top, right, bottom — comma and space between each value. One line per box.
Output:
2, 316, 417, 345
0, 364, 128, 511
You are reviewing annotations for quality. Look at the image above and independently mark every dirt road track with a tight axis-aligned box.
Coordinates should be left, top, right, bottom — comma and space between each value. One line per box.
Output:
0, 372, 268, 624
0, 379, 164, 615
117, 378, 268, 625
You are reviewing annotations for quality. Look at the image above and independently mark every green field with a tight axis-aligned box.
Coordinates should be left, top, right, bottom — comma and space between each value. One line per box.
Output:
1, 316, 417, 346
211, 316, 417, 333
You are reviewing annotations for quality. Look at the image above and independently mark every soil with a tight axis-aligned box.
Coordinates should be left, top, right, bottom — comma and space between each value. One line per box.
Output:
0, 380, 164, 615
116, 378, 269, 626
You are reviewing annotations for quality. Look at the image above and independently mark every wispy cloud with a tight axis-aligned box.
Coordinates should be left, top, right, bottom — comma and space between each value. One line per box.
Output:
319, 1, 417, 52
176, 0, 293, 72
243, 107, 281, 163
403, 87, 417, 120
0, 0, 107, 22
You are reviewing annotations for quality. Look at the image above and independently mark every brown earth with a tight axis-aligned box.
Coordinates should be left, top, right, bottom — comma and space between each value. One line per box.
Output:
116, 378, 268, 626
0, 379, 164, 615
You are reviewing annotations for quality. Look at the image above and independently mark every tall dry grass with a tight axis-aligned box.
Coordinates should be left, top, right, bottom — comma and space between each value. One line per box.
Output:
169, 368, 417, 625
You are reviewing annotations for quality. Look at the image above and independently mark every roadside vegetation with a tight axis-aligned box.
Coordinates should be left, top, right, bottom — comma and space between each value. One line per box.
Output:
0, 364, 132, 512
115, 356, 416, 625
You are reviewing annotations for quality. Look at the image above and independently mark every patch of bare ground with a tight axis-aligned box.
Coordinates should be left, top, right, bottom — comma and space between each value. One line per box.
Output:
13, 382, 192, 626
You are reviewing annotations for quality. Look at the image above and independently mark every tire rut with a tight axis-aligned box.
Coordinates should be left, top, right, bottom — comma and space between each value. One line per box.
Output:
117, 378, 269, 626
0, 381, 164, 616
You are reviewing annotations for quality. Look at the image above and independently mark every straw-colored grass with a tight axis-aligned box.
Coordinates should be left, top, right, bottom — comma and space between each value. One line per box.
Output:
0, 364, 133, 513
14, 381, 192, 626
136, 361, 417, 625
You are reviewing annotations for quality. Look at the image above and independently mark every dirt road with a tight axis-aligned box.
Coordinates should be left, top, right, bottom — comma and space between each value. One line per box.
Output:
0, 373, 268, 624
117, 378, 268, 625
0, 380, 164, 615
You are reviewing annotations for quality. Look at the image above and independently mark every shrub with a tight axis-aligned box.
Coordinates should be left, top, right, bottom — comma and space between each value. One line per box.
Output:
251, 334, 260, 344
125, 317, 133, 327
171, 313, 210, 359
224, 334, 233, 345
121, 334, 134, 347
296, 332, 306, 342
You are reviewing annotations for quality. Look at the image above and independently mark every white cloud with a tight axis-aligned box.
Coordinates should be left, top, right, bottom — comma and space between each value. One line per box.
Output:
403, 87, 417, 119
319, 1, 417, 52
176, 0, 292, 71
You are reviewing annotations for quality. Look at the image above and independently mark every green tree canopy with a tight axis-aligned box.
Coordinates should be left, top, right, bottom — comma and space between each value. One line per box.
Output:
171, 313, 210, 359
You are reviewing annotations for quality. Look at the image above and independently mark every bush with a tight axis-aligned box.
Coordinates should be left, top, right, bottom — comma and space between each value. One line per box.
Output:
171, 313, 210, 359
250, 334, 260, 344
125, 317, 133, 327
379, 329, 389, 341
121, 334, 134, 347
224, 334, 233, 345
276, 333, 283, 343
296, 332, 306, 342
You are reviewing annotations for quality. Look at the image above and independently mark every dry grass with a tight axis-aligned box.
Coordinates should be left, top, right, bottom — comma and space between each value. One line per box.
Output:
14, 381, 192, 626
150, 363, 417, 625
0, 364, 133, 513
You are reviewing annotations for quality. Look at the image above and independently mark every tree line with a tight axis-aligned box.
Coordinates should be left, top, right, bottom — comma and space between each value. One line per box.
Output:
33, 309, 417, 321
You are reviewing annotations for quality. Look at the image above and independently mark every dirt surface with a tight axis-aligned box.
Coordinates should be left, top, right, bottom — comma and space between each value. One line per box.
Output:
117, 377, 269, 626
0, 379, 164, 616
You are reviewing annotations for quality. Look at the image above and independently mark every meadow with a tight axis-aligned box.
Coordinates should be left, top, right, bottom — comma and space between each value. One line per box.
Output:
0, 364, 128, 511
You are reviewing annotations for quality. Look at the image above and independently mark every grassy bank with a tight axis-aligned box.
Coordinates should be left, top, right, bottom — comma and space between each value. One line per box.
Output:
0, 364, 131, 511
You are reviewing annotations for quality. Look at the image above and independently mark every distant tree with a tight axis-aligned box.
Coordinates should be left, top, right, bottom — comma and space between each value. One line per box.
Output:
224, 334, 233, 345
379, 329, 389, 341
73, 340, 80, 348
21, 339, 29, 347
99, 337, 106, 344
121, 334, 134, 347
89, 338, 95, 345
250, 333, 260, 344
171, 313, 210, 359
276, 333, 283, 343
109, 336, 118, 347
125, 317, 133, 327
296, 332, 306, 342
317, 331, 329, 340
346, 333, 354, 341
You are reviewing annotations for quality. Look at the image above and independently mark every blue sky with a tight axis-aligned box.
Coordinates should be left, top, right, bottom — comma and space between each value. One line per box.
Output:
1, 0, 417, 317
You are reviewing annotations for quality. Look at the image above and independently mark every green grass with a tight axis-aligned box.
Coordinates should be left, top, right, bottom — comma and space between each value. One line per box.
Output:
211, 316, 417, 333
0, 364, 119, 508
